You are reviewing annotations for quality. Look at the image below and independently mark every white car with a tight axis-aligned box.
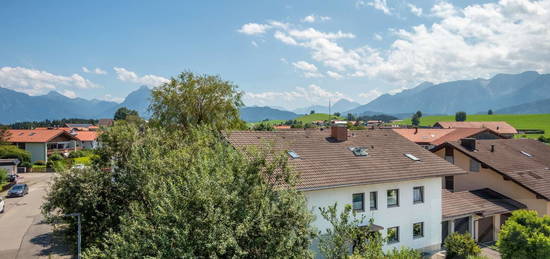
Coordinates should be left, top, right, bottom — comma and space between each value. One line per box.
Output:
0, 197, 4, 213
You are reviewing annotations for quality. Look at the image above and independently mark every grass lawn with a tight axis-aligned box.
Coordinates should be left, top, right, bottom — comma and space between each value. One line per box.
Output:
294, 113, 344, 123
397, 114, 550, 139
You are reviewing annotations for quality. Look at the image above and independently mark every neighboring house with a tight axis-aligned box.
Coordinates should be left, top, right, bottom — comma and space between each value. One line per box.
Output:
433, 121, 517, 138
73, 131, 99, 149
65, 123, 99, 131
393, 128, 504, 150
273, 125, 291, 130
98, 119, 114, 127
226, 127, 467, 255
0, 159, 19, 175
6, 129, 79, 163
432, 138, 550, 242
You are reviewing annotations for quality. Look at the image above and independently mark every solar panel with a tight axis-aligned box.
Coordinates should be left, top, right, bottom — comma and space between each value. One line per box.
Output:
404, 153, 420, 161
287, 150, 300, 159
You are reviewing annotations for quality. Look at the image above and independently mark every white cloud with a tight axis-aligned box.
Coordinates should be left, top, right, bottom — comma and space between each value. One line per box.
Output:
301, 15, 331, 23
113, 67, 169, 87
0, 66, 98, 96
251, 41, 259, 47
238, 23, 271, 35
327, 71, 343, 79
82, 66, 107, 75
358, 89, 382, 102
244, 84, 349, 108
240, 0, 550, 85
374, 33, 383, 41
368, 0, 391, 14
101, 94, 124, 103
356, 0, 367, 9
60, 90, 77, 98
302, 15, 316, 23
408, 3, 423, 16
292, 61, 318, 72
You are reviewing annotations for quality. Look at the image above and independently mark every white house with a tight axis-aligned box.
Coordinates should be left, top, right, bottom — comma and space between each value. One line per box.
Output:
226, 127, 468, 256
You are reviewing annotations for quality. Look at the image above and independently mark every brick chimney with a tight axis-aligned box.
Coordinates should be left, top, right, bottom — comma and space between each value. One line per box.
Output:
331, 125, 348, 142
460, 138, 476, 151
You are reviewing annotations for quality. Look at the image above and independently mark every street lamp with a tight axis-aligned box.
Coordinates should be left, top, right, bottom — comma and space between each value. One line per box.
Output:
64, 213, 81, 259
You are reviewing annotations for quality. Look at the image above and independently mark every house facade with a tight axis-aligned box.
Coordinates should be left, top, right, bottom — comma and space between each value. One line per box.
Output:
226, 127, 467, 256
0, 159, 19, 175
432, 138, 550, 243
6, 129, 79, 162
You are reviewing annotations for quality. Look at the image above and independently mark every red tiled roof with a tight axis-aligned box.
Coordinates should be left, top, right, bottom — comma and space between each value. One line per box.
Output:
393, 128, 501, 146
442, 188, 526, 219
225, 129, 467, 190
73, 131, 99, 141
6, 129, 76, 143
434, 139, 550, 200
434, 121, 517, 134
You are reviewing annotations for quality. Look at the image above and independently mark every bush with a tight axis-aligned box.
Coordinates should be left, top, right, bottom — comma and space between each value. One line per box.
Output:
34, 160, 46, 166
0, 168, 8, 184
497, 210, 550, 259
444, 232, 480, 259
68, 150, 92, 158
48, 153, 64, 161
0, 145, 31, 163
20, 161, 32, 169
385, 246, 422, 259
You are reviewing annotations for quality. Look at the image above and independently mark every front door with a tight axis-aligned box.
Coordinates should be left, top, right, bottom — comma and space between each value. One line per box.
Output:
478, 216, 494, 243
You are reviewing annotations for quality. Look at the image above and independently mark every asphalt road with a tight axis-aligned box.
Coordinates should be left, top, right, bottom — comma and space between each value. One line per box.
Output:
0, 173, 70, 259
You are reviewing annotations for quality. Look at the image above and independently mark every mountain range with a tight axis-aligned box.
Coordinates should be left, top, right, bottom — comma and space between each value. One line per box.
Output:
1, 71, 550, 124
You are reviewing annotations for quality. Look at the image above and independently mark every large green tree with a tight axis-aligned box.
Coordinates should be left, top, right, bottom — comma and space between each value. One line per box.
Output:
497, 210, 550, 259
113, 107, 139, 121
149, 71, 244, 131
455, 111, 467, 122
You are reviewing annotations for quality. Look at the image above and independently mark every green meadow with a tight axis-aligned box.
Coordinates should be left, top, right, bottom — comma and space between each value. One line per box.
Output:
398, 114, 550, 139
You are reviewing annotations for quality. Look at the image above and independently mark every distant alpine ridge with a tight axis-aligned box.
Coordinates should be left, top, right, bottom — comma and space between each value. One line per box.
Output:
1, 71, 550, 124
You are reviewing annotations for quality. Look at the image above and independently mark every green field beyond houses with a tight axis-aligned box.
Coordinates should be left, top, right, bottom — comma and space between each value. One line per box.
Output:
398, 114, 550, 139
248, 113, 344, 126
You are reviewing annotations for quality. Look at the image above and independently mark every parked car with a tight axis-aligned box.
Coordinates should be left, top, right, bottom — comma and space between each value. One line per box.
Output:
7, 184, 28, 198
0, 197, 4, 213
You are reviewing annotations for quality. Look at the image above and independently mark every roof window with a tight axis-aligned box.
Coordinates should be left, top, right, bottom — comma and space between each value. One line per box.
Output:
520, 151, 533, 157
349, 147, 368, 157
404, 153, 420, 161
287, 150, 300, 159
29, 132, 36, 136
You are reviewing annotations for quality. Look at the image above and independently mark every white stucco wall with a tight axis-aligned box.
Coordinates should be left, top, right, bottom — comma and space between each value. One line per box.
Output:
25, 143, 47, 163
304, 177, 442, 255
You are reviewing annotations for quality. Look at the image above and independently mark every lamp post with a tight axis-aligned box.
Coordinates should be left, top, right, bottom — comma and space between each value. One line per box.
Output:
64, 213, 81, 259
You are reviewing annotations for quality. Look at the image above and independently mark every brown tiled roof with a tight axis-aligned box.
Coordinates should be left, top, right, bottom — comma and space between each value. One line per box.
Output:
434, 121, 518, 134
6, 129, 77, 143
393, 128, 502, 146
73, 131, 99, 142
442, 188, 526, 219
225, 129, 467, 190
435, 139, 550, 200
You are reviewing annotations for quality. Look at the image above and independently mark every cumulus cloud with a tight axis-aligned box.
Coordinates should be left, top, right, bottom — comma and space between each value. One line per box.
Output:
0, 66, 98, 96
301, 15, 331, 23
369, 0, 391, 14
326, 71, 343, 79
238, 23, 271, 35
408, 3, 423, 16
239, 0, 550, 86
244, 84, 349, 108
101, 94, 124, 103
82, 66, 107, 75
292, 61, 323, 78
60, 90, 77, 98
113, 67, 169, 87
373, 33, 383, 41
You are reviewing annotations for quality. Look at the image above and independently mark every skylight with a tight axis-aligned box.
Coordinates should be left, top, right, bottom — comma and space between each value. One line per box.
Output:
287, 150, 300, 159
349, 147, 368, 157
29, 133, 36, 136
404, 153, 420, 161
520, 151, 533, 157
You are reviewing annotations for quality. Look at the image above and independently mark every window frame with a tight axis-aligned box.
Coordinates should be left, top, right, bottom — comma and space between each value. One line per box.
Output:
352, 193, 365, 212
369, 191, 378, 210
413, 222, 424, 239
413, 186, 424, 204
387, 189, 399, 208
387, 226, 400, 244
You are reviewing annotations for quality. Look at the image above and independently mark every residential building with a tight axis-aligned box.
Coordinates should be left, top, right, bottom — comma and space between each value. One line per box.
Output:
6, 129, 79, 162
98, 118, 114, 127
73, 131, 99, 149
433, 121, 517, 138
393, 128, 504, 150
0, 159, 19, 175
225, 127, 467, 255
432, 138, 550, 242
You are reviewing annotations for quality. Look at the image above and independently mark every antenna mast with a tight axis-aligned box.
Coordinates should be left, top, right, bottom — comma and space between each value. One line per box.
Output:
328, 99, 331, 125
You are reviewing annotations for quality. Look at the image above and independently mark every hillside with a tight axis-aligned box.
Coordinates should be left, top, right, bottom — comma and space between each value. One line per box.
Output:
294, 113, 343, 123
293, 99, 361, 114
349, 71, 550, 115
398, 114, 550, 138
240, 106, 298, 122
495, 98, 550, 114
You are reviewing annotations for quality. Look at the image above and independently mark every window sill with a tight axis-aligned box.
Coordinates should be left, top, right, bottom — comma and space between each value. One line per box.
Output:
370, 208, 377, 211
413, 201, 424, 204
413, 236, 424, 239
353, 209, 365, 213
387, 240, 399, 245
387, 204, 399, 208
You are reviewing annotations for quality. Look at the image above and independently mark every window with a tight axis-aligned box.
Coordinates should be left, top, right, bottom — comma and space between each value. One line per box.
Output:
369, 191, 378, 210
413, 186, 424, 204
445, 155, 454, 164
387, 227, 399, 243
352, 193, 364, 212
444, 176, 454, 190
387, 189, 399, 207
404, 153, 420, 161
287, 150, 300, 159
349, 147, 368, 156
413, 222, 424, 238
469, 158, 480, 172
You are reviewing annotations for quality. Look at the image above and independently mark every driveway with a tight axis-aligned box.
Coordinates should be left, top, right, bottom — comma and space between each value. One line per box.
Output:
0, 173, 71, 259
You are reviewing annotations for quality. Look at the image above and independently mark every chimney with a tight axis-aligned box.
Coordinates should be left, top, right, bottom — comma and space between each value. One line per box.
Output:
460, 138, 476, 151
331, 125, 348, 142
490, 145, 495, 152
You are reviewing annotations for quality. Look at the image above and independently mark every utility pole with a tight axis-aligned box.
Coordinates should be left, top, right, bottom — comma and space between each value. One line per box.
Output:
65, 213, 81, 259
328, 99, 331, 125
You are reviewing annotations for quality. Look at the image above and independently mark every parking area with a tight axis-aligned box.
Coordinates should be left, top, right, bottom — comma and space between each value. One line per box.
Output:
0, 173, 71, 259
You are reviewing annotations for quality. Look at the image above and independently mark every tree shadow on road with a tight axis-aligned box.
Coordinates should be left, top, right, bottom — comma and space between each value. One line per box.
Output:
28, 220, 73, 258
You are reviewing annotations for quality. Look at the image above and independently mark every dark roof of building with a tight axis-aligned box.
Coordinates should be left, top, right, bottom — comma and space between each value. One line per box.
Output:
65, 123, 93, 128
434, 121, 518, 134
225, 129, 467, 191
434, 139, 550, 200
0, 159, 20, 166
442, 188, 527, 219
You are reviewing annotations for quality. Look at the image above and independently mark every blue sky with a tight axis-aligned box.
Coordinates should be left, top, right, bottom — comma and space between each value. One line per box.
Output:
1, 0, 549, 109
